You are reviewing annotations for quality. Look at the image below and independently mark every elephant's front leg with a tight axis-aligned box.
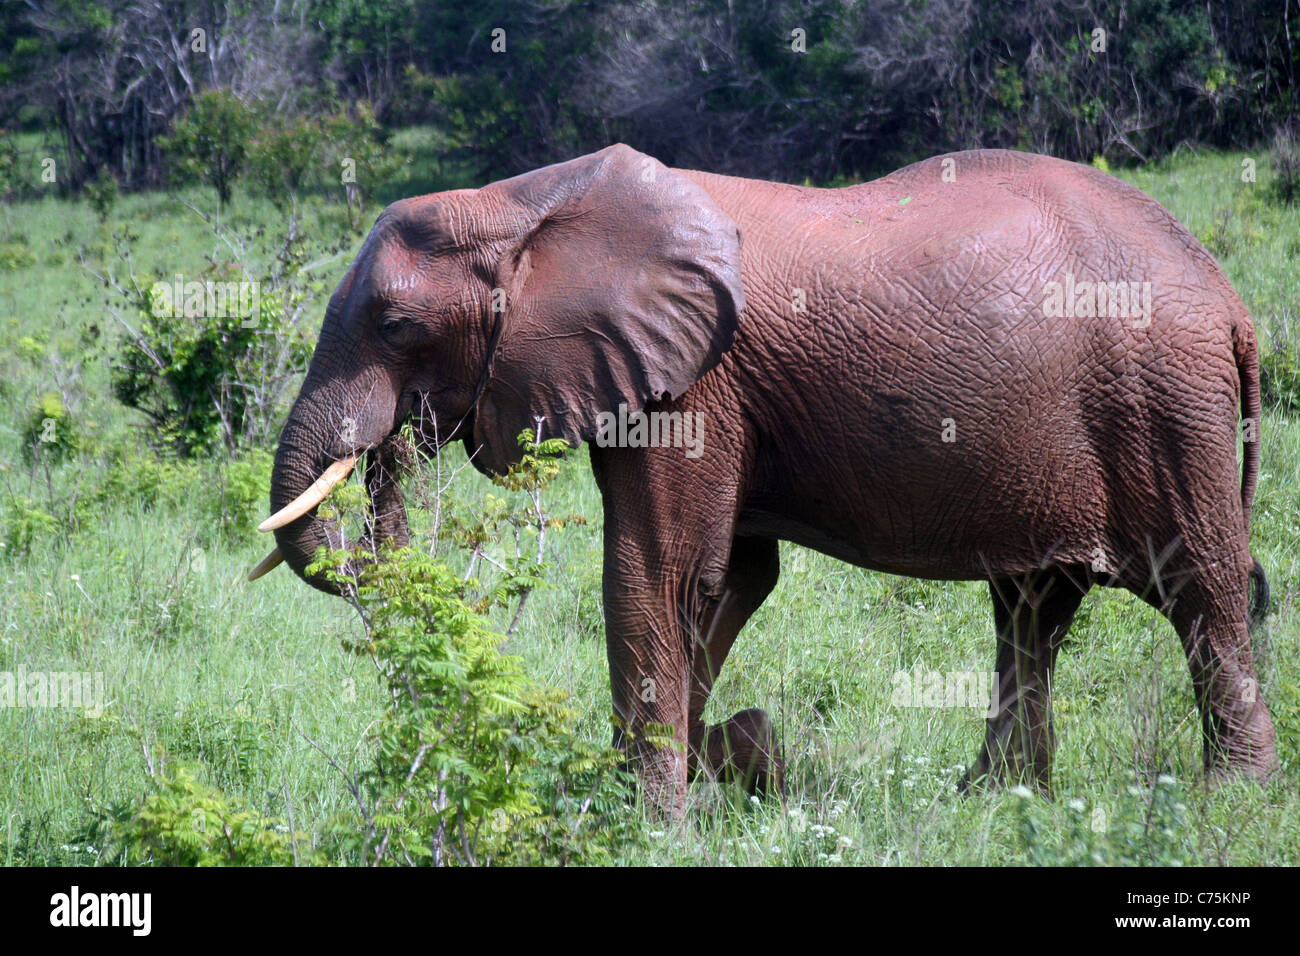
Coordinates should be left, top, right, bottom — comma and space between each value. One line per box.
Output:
590, 436, 756, 818
604, 578, 694, 819
603, 538, 782, 817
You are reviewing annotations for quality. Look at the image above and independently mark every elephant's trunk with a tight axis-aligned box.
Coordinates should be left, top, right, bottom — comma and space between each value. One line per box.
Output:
261, 409, 410, 594
265, 408, 346, 592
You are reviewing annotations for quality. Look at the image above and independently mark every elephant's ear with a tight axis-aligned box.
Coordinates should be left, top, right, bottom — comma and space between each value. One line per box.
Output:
471, 143, 744, 473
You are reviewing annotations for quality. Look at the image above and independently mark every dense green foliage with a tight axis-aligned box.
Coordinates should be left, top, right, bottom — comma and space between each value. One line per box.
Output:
0, 1, 1295, 192
76, 432, 633, 866
158, 90, 258, 210
106, 213, 334, 456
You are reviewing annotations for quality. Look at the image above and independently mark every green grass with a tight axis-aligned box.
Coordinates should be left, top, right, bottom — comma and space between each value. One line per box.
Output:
1, 147, 1298, 865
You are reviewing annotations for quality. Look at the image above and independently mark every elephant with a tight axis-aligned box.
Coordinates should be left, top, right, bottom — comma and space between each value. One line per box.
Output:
250, 144, 1277, 818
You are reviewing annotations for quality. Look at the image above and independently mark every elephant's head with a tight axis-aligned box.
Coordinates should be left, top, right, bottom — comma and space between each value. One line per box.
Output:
251, 144, 745, 593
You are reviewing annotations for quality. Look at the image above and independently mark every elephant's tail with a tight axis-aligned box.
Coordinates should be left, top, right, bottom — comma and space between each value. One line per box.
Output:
1235, 313, 1268, 630
1235, 313, 1262, 527
1250, 557, 1270, 631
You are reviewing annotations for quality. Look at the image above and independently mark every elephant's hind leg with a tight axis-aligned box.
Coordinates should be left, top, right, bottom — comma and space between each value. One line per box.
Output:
1147, 569, 1276, 781
687, 536, 783, 794
960, 566, 1089, 794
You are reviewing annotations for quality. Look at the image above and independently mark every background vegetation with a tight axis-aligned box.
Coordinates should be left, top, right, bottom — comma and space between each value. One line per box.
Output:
1, 0, 1297, 191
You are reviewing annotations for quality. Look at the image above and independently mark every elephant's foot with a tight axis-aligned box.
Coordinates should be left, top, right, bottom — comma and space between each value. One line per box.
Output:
1207, 759, 1275, 789
635, 741, 689, 822
696, 708, 784, 795
1204, 708, 1277, 785
958, 712, 1053, 796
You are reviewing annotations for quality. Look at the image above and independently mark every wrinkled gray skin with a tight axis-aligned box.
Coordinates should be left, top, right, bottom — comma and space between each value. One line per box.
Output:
268, 145, 1276, 818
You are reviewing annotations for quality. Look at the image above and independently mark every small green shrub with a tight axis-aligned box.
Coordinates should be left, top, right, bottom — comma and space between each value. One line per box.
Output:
113, 294, 275, 456
0, 495, 59, 557
16, 335, 45, 361
0, 241, 34, 271
22, 391, 81, 464
316, 546, 630, 865
247, 113, 324, 211
319, 103, 409, 230
108, 223, 318, 457
1197, 209, 1238, 259
91, 447, 198, 512
85, 167, 119, 222
159, 89, 258, 210
116, 764, 314, 866
210, 449, 274, 543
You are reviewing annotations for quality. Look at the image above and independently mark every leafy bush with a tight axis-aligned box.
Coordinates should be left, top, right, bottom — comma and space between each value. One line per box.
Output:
85, 167, 119, 222
211, 449, 274, 543
247, 104, 406, 220
16, 334, 45, 361
1197, 208, 1238, 259
0, 241, 34, 271
106, 220, 319, 457
116, 764, 314, 866
320, 548, 626, 865
113, 296, 277, 456
310, 431, 633, 866
159, 89, 258, 210
0, 495, 59, 557
77, 445, 269, 548
21, 391, 81, 464
247, 113, 324, 211
91, 446, 198, 512
319, 103, 408, 230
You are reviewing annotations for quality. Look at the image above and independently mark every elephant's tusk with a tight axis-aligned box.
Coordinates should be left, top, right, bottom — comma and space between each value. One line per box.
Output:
258, 456, 357, 532
246, 547, 285, 581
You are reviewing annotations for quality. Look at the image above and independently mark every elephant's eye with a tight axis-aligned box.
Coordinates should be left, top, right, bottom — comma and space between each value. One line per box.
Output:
379, 315, 403, 340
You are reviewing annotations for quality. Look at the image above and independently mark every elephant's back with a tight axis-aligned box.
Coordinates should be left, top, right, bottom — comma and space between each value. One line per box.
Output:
725, 151, 1252, 580
870, 149, 1238, 300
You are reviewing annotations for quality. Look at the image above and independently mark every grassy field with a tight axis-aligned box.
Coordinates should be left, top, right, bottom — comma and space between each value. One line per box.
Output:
2, 145, 1298, 865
